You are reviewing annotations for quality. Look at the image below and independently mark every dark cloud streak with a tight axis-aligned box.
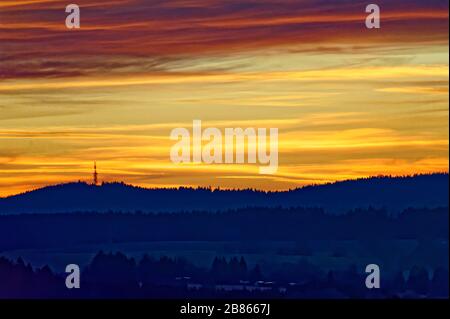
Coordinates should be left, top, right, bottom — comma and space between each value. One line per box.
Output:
0, 0, 448, 80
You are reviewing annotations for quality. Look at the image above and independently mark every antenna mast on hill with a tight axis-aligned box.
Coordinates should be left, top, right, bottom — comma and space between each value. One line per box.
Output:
93, 161, 98, 186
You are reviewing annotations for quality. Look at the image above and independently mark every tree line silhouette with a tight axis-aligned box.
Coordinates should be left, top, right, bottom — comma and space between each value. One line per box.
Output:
1, 173, 447, 214
0, 207, 447, 251
0, 252, 448, 299
0, 173, 447, 299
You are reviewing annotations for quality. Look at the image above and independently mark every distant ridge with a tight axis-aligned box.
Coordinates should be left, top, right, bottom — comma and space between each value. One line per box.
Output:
0, 173, 448, 214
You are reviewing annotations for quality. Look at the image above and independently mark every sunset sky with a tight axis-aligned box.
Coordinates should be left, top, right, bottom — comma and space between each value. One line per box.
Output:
0, 0, 448, 197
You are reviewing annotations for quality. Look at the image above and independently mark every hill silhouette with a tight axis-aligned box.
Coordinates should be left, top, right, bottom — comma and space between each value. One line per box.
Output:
0, 173, 448, 214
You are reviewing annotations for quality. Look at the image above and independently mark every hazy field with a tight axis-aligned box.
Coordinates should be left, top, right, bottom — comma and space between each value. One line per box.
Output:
2, 239, 446, 276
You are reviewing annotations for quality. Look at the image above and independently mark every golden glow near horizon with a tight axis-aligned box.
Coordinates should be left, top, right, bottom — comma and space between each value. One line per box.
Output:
0, 0, 448, 197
